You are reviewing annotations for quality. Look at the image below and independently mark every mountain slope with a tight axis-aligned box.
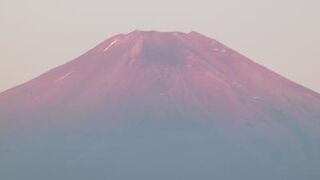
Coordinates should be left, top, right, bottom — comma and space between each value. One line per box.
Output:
0, 31, 320, 180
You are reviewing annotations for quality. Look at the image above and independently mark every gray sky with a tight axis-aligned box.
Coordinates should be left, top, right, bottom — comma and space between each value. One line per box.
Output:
1, 0, 319, 93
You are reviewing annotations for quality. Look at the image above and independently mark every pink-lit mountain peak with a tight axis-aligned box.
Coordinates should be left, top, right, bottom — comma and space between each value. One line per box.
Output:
1, 30, 320, 122
1, 31, 320, 180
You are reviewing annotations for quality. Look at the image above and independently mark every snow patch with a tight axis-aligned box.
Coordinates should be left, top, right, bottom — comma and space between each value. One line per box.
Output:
214, 48, 227, 53
253, 96, 261, 100
104, 39, 118, 51
55, 72, 73, 82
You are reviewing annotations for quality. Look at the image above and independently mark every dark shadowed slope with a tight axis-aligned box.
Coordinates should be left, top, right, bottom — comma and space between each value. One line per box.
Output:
0, 31, 320, 180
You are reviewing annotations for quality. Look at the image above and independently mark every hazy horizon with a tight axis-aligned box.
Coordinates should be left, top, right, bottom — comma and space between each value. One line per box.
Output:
1, 0, 320, 93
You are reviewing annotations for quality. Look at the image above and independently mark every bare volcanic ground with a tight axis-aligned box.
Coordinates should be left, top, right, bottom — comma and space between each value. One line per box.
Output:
0, 31, 320, 180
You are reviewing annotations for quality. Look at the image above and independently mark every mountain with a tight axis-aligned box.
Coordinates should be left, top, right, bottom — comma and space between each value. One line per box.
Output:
0, 31, 320, 180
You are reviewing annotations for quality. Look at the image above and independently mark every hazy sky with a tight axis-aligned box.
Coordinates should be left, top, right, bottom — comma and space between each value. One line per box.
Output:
1, 0, 319, 93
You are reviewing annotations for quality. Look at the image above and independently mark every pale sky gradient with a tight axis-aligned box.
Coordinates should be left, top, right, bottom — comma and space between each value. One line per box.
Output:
0, 0, 319, 93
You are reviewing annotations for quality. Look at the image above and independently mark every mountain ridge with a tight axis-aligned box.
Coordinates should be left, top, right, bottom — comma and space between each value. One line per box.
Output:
0, 30, 320, 180
1, 30, 319, 95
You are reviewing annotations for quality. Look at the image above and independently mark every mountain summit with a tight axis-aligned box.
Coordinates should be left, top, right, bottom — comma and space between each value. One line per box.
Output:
1, 31, 320, 180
